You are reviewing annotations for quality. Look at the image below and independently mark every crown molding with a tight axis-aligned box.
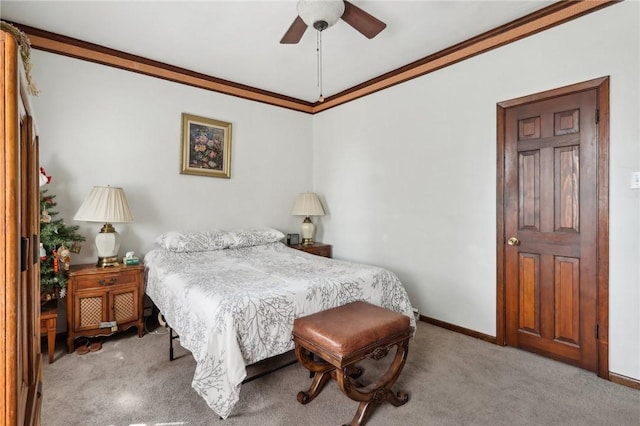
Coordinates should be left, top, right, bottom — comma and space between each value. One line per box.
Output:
313, 0, 618, 112
9, 0, 617, 114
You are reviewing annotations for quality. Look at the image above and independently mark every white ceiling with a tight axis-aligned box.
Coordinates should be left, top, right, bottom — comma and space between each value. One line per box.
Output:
1, 1, 556, 103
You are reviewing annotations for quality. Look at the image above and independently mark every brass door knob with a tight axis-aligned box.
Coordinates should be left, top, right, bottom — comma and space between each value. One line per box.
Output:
507, 237, 520, 246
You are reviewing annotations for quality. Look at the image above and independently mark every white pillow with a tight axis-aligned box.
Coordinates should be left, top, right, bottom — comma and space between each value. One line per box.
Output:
155, 230, 233, 252
227, 228, 285, 248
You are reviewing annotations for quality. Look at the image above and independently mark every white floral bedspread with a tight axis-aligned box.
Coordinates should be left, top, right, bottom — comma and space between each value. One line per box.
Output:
144, 241, 415, 418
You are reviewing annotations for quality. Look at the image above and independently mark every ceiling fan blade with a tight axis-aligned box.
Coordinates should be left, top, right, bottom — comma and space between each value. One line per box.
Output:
280, 16, 308, 44
341, 0, 386, 39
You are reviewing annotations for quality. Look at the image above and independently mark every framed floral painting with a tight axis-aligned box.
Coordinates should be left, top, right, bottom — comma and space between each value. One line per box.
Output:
181, 113, 232, 178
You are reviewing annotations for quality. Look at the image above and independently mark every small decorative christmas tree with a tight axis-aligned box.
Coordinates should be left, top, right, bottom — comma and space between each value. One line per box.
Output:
39, 168, 85, 300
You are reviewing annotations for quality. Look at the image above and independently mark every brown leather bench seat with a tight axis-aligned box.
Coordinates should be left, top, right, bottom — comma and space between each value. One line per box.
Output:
292, 301, 411, 426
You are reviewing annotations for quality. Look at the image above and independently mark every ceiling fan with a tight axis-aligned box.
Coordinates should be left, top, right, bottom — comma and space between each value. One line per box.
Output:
280, 0, 386, 44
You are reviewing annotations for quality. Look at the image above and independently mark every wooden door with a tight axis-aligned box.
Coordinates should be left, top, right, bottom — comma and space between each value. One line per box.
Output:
1, 30, 21, 426
498, 78, 609, 374
2, 29, 42, 425
20, 112, 41, 426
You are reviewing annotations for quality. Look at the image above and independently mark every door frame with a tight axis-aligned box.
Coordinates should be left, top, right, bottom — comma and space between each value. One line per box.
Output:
496, 76, 609, 378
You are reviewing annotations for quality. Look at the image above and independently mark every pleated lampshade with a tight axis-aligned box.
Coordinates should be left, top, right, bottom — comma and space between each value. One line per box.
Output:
74, 186, 134, 223
291, 192, 325, 217
74, 186, 134, 267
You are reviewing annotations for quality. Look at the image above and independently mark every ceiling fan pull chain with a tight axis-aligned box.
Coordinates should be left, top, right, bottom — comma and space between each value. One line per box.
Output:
316, 30, 320, 88
317, 29, 324, 102
280, 1, 386, 101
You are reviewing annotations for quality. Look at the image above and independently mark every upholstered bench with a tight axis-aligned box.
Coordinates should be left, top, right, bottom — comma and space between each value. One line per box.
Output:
292, 301, 411, 426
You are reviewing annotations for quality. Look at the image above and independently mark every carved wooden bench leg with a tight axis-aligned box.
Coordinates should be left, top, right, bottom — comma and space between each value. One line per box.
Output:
295, 345, 335, 404
345, 364, 364, 379
295, 346, 331, 372
298, 370, 333, 404
336, 339, 410, 426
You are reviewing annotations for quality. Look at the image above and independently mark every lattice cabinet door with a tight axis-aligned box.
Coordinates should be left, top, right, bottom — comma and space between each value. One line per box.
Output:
110, 286, 140, 325
74, 289, 108, 332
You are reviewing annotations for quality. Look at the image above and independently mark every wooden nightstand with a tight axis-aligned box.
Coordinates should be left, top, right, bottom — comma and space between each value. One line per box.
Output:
66, 263, 145, 353
288, 242, 332, 258
40, 300, 58, 364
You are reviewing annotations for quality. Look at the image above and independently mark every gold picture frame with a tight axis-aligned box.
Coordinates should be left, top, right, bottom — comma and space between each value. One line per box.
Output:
181, 113, 232, 178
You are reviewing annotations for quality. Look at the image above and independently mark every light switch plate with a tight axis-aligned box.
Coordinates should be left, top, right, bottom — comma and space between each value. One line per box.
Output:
631, 172, 640, 189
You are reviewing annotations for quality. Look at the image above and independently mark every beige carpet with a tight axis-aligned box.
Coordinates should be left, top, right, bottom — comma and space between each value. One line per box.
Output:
41, 321, 639, 426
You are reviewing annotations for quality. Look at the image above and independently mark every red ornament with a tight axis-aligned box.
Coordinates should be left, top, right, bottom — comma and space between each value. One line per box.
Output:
39, 167, 52, 186
53, 248, 58, 273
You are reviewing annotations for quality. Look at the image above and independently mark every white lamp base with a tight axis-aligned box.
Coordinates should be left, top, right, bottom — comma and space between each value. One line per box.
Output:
95, 223, 121, 267
301, 216, 315, 245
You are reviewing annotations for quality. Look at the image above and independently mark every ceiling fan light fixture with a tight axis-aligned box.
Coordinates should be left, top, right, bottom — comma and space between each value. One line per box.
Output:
297, 0, 345, 29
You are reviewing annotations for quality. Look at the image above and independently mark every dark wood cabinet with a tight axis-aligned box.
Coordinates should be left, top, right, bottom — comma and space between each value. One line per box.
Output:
288, 242, 332, 258
66, 264, 145, 352
2, 30, 43, 425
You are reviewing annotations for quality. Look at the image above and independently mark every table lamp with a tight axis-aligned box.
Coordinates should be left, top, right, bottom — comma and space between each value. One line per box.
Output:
74, 186, 134, 267
291, 192, 325, 245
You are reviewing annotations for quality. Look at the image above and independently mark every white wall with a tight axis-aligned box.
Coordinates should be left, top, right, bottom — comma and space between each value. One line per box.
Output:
33, 52, 314, 265
30, 2, 639, 381
314, 1, 639, 380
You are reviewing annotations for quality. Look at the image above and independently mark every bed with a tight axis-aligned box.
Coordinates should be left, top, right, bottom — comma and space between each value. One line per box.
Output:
144, 228, 416, 419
